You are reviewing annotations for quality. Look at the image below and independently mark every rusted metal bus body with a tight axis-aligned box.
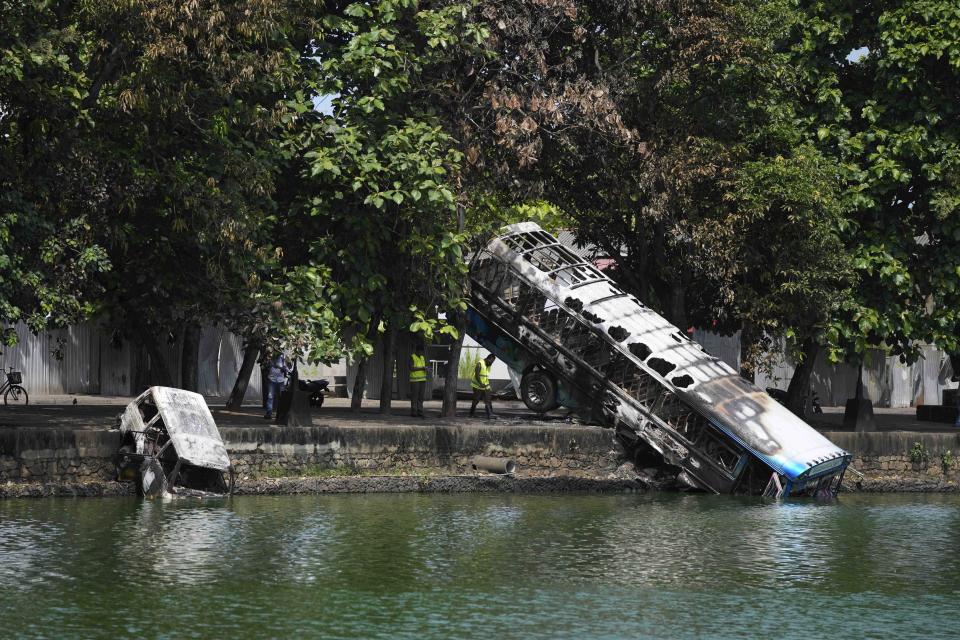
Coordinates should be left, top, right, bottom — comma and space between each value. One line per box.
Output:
466, 222, 851, 497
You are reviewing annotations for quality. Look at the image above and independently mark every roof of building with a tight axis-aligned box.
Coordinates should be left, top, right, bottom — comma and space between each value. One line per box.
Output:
555, 229, 599, 260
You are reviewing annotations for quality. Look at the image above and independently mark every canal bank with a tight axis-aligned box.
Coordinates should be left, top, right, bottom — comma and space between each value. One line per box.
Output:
3, 399, 960, 497
0, 401, 637, 498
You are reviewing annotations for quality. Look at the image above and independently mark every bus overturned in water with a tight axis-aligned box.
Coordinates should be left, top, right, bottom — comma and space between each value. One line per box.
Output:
465, 222, 851, 498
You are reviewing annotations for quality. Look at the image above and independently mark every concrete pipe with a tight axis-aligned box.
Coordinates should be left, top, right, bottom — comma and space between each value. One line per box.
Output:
471, 456, 517, 475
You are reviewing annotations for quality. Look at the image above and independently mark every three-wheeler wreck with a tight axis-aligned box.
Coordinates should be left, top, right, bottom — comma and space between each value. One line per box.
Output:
115, 386, 234, 497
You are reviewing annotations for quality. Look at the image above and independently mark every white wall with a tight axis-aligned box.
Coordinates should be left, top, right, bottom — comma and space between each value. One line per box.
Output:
692, 330, 957, 408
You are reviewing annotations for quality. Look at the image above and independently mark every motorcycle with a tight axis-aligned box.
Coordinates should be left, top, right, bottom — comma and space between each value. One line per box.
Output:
765, 387, 823, 415
298, 378, 329, 407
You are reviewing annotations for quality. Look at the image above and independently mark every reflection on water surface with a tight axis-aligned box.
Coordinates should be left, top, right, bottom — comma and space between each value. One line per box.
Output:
1, 493, 958, 639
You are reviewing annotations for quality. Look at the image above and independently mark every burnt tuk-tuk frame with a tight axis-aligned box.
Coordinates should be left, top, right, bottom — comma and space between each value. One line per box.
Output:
116, 386, 235, 496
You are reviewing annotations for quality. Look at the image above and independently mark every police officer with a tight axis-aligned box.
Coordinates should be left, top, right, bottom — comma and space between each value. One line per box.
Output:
409, 342, 427, 417
469, 353, 497, 419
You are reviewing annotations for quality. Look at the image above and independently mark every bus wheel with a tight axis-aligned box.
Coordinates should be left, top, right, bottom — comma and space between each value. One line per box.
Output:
521, 370, 559, 413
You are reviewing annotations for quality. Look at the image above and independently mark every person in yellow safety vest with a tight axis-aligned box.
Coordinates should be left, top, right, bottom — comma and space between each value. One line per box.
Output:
469, 353, 498, 419
409, 342, 427, 417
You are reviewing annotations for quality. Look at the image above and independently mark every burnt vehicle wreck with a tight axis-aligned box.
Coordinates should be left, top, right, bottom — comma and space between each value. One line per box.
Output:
466, 222, 851, 498
115, 386, 234, 497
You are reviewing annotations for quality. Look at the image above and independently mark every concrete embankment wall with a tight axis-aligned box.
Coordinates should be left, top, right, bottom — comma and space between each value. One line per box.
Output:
5, 425, 960, 497
0, 422, 624, 496
825, 431, 960, 492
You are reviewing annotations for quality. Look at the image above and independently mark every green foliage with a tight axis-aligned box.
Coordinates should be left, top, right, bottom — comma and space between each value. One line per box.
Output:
409, 307, 461, 342
293, 1, 480, 360
797, 0, 960, 363
726, 146, 856, 370
541, 0, 854, 376
5, 0, 954, 386
465, 198, 574, 245
1, 1, 329, 367
941, 450, 954, 474
0, 2, 111, 336
909, 442, 929, 465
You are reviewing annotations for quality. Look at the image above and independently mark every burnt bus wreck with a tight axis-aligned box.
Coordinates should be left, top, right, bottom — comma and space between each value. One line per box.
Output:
466, 222, 851, 497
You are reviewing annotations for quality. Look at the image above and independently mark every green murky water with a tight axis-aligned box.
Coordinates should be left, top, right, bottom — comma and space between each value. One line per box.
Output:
1, 492, 957, 639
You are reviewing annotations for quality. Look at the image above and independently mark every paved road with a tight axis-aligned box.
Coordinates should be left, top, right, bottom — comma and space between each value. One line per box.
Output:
1, 395, 955, 433
806, 406, 959, 433
0, 397, 565, 431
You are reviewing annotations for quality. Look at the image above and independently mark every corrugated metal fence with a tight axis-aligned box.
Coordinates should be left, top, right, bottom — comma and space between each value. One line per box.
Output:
692, 330, 957, 407
3, 319, 954, 407
0, 321, 262, 401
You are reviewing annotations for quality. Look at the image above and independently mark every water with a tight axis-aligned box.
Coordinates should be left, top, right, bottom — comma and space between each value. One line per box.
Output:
1, 493, 957, 639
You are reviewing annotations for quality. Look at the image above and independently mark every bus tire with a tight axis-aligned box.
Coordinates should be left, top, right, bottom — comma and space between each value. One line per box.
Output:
521, 370, 559, 413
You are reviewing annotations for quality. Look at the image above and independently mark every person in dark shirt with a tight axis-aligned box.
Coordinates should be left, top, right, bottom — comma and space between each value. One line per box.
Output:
264, 353, 291, 420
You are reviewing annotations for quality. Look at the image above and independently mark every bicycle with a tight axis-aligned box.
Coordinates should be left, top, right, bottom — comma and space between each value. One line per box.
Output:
1, 367, 28, 406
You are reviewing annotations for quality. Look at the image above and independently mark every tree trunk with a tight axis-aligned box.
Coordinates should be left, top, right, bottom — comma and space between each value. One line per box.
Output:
278, 364, 311, 427
739, 322, 756, 382
351, 358, 367, 412
442, 311, 465, 418
260, 365, 268, 408
379, 319, 396, 414
442, 200, 467, 419
141, 334, 174, 388
786, 339, 819, 417
668, 278, 688, 329
180, 323, 201, 392
226, 341, 259, 410
351, 312, 382, 413
844, 362, 876, 432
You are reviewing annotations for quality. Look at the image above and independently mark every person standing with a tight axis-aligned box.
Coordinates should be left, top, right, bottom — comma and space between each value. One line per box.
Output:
409, 343, 427, 417
469, 353, 497, 419
264, 352, 290, 420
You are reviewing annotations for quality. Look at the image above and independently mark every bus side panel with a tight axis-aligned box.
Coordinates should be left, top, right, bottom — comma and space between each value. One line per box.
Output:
466, 302, 600, 414
465, 306, 540, 376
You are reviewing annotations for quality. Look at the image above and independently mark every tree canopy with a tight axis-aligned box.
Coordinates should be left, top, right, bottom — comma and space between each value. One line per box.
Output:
1, 0, 956, 409
798, 0, 960, 364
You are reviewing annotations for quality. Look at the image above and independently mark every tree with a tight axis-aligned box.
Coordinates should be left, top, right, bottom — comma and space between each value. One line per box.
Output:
0, 2, 110, 345
725, 148, 855, 410
525, 2, 856, 413
797, 0, 960, 367
0, 1, 340, 389
289, 2, 477, 411
79, 2, 331, 388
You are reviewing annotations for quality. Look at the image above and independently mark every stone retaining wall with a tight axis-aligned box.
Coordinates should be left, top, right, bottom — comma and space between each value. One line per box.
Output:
222, 423, 622, 480
0, 429, 118, 484
825, 431, 960, 491
0, 422, 624, 488
0, 475, 646, 499
5, 424, 960, 496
